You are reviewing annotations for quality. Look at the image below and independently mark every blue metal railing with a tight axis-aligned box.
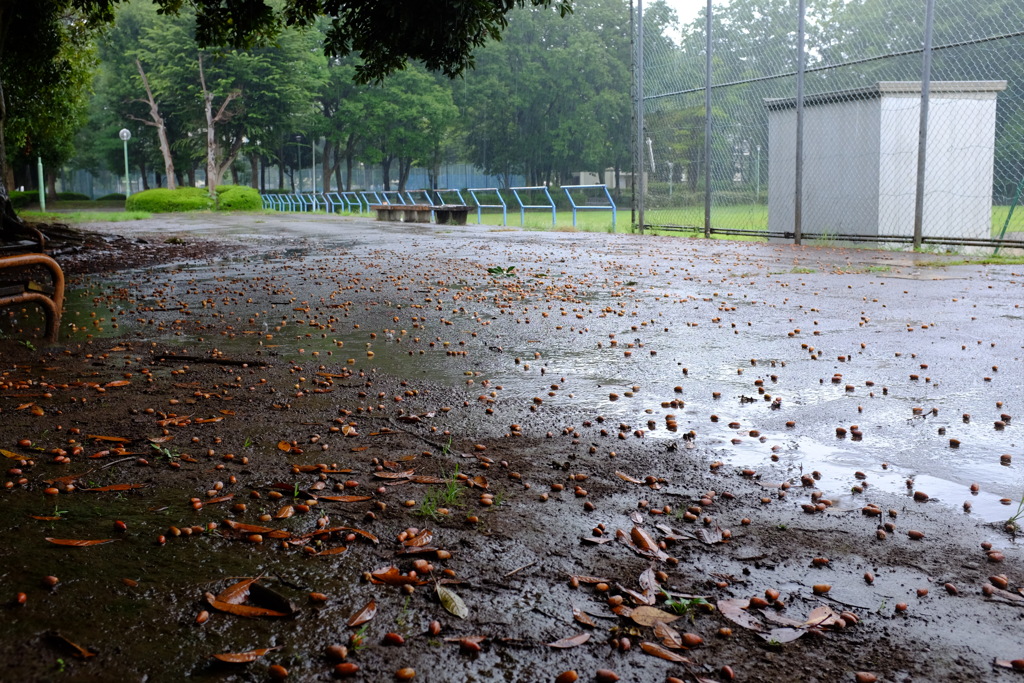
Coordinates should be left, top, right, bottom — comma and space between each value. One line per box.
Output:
467, 188, 507, 226
562, 184, 617, 231
509, 186, 556, 227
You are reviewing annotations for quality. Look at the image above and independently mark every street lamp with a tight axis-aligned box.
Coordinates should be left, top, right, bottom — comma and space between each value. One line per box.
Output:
119, 128, 132, 196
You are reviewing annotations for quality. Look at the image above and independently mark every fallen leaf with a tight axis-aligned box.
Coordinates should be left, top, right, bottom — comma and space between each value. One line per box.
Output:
211, 646, 282, 664
374, 470, 416, 479
437, 584, 468, 619
338, 526, 379, 544
1, 449, 24, 459
30, 515, 62, 521
347, 599, 377, 627
45, 538, 118, 547
205, 592, 290, 618
317, 546, 348, 556
804, 605, 842, 628
547, 632, 591, 648
630, 606, 680, 626
317, 495, 373, 503
369, 566, 427, 586
616, 471, 644, 484
104, 380, 131, 388
82, 483, 147, 492
654, 620, 684, 649
717, 598, 764, 632
148, 436, 175, 444
47, 633, 96, 659
222, 520, 276, 534
758, 627, 807, 644
640, 641, 691, 663
217, 577, 260, 605
87, 435, 132, 443
403, 529, 433, 547
277, 441, 292, 452
572, 607, 597, 627
195, 417, 224, 424
206, 495, 234, 504
275, 505, 295, 519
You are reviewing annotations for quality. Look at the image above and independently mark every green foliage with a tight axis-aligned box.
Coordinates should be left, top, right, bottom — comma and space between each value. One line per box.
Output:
8, 191, 34, 209
214, 185, 262, 211
126, 188, 213, 212
56, 192, 91, 201
95, 193, 127, 201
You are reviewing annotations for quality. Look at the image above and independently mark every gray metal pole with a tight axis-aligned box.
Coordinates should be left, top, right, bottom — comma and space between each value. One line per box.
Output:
794, 0, 806, 245
703, 0, 712, 239
636, 0, 645, 234
37, 157, 46, 211
123, 139, 131, 196
913, 0, 936, 250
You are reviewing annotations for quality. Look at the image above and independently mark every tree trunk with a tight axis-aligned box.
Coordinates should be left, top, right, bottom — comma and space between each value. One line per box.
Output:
134, 59, 176, 191
198, 54, 241, 199
45, 169, 57, 201
381, 158, 392, 191
249, 153, 258, 189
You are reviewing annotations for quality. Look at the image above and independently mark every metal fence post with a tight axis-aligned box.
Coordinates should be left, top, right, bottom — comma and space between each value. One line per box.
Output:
703, 0, 713, 239
636, 0, 645, 234
794, 0, 806, 245
913, 0, 936, 250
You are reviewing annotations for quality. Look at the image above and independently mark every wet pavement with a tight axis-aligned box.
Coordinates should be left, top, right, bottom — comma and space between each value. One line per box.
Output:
1, 213, 1022, 682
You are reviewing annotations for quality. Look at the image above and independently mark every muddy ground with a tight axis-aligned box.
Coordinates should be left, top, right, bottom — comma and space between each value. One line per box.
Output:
1, 214, 1023, 683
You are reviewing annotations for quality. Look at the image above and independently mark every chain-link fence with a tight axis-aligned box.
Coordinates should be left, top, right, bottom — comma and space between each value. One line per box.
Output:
635, 0, 1024, 250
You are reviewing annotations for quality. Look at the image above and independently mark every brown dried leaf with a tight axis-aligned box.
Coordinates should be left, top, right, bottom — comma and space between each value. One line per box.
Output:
45, 538, 118, 547
758, 627, 807, 644
403, 529, 433, 547
572, 607, 597, 627
630, 606, 680, 626
717, 598, 764, 632
204, 593, 290, 618
373, 470, 416, 479
369, 566, 427, 586
616, 471, 644, 484
1, 448, 24, 459
87, 435, 132, 443
274, 505, 295, 519
211, 646, 281, 664
216, 577, 260, 605
640, 641, 691, 663
547, 632, 591, 648
654, 620, 684, 649
104, 380, 131, 388
347, 599, 377, 627
222, 520, 276, 534
338, 526, 379, 544
82, 483, 147, 492
317, 495, 373, 503
804, 605, 842, 628
317, 546, 348, 556
276, 441, 292, 452
48, 633, 96, 659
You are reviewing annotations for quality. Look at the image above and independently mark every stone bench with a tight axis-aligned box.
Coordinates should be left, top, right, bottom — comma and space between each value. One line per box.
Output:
369, 204, 433, 223
433, 205, 471, 225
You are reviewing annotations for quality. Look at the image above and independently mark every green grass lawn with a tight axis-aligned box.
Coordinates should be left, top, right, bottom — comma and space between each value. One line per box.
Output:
21, 210, 152, 223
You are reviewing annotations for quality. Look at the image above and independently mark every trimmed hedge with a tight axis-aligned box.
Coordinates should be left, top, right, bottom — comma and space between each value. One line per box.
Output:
95, 192, 127, 201
125, 185, 262, 213
9, 190, 33, 209
57, 192, 91, 201
126, 187, 212, 212
215, 185, 261, 211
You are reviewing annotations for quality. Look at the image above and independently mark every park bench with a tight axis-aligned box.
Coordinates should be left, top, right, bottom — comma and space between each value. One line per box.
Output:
433, 204, 470, 225
369, 204, 434, 223
0, 223, 65, 342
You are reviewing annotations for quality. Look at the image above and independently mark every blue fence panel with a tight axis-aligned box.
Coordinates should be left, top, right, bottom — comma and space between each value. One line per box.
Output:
381, 191, 407, 205
280, 194, 298, 211
324, 193, 344, 213
562, 184, 617, 231
467, 188, 507, 226
405, 190, 436, 206
435, 189, 467, 207
360, 191, 382, 208
342, 192, 364, 212
509, 186, 556, 227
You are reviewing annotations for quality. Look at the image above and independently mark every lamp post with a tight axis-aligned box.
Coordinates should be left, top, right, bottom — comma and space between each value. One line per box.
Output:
119, 128, 132, 195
